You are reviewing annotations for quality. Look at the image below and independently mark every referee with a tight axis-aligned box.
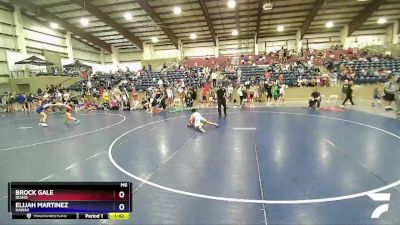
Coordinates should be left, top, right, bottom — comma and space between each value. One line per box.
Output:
216, 85, 227, 117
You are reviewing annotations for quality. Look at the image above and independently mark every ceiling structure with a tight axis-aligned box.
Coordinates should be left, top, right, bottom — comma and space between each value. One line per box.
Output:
3, 0, 400, 52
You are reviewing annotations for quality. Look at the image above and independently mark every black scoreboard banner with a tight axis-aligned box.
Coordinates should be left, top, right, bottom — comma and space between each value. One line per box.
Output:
8, 182, 132, 220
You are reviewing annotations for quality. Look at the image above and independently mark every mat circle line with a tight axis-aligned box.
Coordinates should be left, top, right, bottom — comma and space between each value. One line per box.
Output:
108, 111, 400, 204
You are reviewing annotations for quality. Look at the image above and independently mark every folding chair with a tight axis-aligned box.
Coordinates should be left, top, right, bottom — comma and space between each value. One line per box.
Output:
169, 98, 184, 112
326, 95, 338, 106
320, 95, 326, 106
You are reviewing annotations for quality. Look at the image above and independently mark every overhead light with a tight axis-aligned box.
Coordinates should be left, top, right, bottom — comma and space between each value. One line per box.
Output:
190, 33, 197, 39
325, 21, 334, 28
227, 0, 236, 9
357, 0, 369, 2
152, 37, 159, 43
80, 18, 89, 26
49, 22, 59, 29
377, 17, 386, 24
173, 6, 182, 15
232, 29, 239, 36
263, 2, 273, 10
124, 12, 132, 20
277, 25, 284, 32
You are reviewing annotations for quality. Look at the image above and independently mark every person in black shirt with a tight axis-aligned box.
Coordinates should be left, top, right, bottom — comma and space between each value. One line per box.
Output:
264, 81, 273, 105
341, 80, 355, 106
190, 87, 197, 103
26, 93, 34, 111
309, 88, 321, 109
216, 85, 227, 117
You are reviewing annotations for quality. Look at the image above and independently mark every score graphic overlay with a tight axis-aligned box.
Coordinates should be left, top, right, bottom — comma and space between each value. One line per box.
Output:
8, 182, 131, 220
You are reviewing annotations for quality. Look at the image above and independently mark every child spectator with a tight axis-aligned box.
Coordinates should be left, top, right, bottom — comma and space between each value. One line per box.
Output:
272, 83, 279, 104
131, 89, 139, 110
110, 97, 119, 110
202, 87, 207, 104
372, 83, 383, 107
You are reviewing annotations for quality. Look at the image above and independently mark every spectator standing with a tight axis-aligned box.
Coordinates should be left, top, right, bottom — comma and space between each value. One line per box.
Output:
271, 83, 279, 104
279, 84, 286, 104
264, 81, 273, 105
16, 94, 26, 111
264, 70, 272, 81
55, 90, 63, 103
372, 83, 383, 107
383, 75, 398, 111
248, 86, 255, 107
63, 91, 70, 103
158, 78, 163, 88
331, 72, 338, 86
121, 88, 130, 110
131, 88, 139, 110
7, 93, 15, 112
201, 87, 207, 104
227, 84, 234, 102
240, 86, 248, 108
278, 74, 284, 84
237, 68, 242, 83
26, 93, 34, 111
237, 86, 244, 106
166, 87, 174, 108
190, 87, 197, 106
178, 81, 185, 106
0, 94, 5, 112
211, 70, 218, 88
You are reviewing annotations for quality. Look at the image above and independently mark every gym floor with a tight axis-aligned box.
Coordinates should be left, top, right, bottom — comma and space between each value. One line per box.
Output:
0, 107, 400, 225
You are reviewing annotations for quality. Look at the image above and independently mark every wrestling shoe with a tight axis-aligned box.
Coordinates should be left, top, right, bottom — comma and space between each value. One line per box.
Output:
199, 127, 206, 133
41, 123, 49, 127
74, 120, 80, 124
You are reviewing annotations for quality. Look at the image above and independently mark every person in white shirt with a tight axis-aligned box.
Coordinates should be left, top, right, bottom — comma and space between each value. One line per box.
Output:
187, 109, 219, 133
211, 70, 218, 88
297, 76, 303, 87
331, 72, 338, 86
278, 84, 286, 104
87, 80, 92, 89
166, 87, 174, 108
237, 68, 242, 83
227, 84, 234, 102
158, 78, 163, 88
63, 91, 70, 102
